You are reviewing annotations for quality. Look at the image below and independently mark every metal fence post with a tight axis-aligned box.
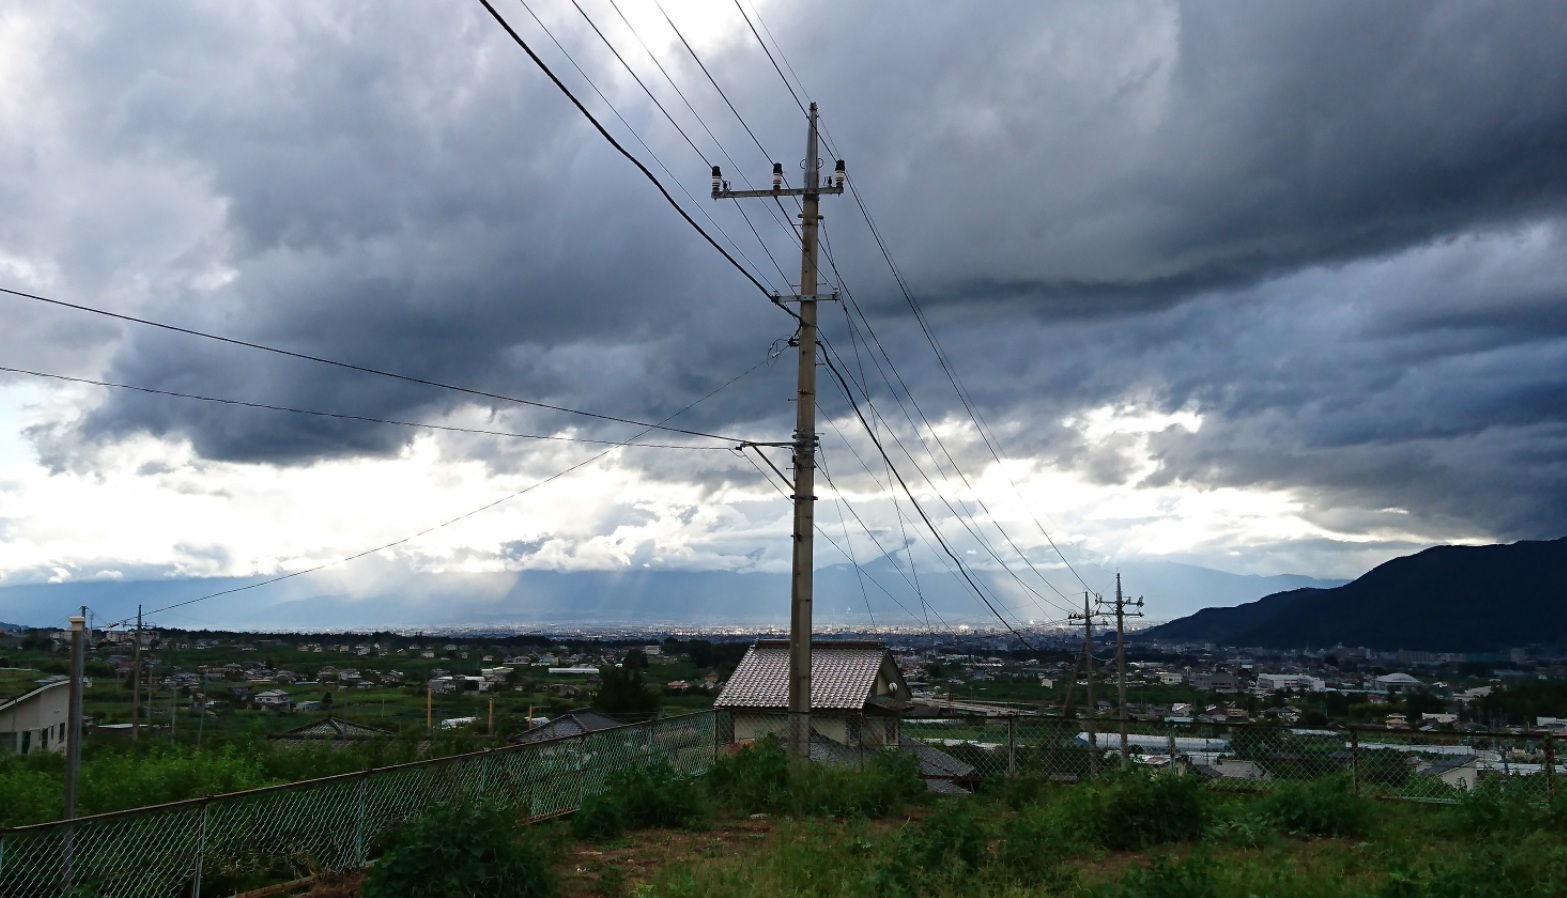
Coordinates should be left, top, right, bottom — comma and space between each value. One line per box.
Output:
191, 799, 209, 898
1548, 735, 1557, 799
1350, 728, 1360, 793
1007, 716, 1017, 779
355, 770, 370, 868
577, 735, 588, 809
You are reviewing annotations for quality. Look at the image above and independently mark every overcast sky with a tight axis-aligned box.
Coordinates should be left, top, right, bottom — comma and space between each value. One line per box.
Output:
2, 0, 1565, 630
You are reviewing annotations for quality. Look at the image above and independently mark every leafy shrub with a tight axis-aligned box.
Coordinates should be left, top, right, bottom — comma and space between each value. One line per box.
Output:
1109, 852, 1218, 898
1203, 797, 1276, 849
360, 799, 555, 898
704, 736, 791, 813
995, 802, 1081, 888
1088, 771, 1208, 850
1264, 776, 1373, 838
704, 737, 923, 819
788, 750, 925, 818
573, 761, 708, 841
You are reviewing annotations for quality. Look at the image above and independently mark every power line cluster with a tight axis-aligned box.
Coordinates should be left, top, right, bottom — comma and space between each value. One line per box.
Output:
3, 0, 1115, 640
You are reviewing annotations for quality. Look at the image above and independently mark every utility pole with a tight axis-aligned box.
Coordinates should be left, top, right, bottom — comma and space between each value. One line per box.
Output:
713, 102, 845, 760
1103, 573, 1144, 766
1071, 591, 1099, 778
131, 605, 142, 742
64, 611, 86, 821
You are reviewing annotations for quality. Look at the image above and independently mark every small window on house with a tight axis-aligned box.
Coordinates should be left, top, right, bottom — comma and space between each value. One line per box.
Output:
59, 722, 66, 740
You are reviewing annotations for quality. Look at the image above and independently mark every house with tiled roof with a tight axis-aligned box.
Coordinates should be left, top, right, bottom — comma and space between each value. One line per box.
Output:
510, 708, 627, 745
715, 640, 914, 750
266, 716, 393, 748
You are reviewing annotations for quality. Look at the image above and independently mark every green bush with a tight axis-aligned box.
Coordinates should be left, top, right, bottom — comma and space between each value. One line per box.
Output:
704, 737, 923, 819
704, 736, 791, 813
1264, 776, 1374, 838
995, 802, 1081, 888
1108, 852, 1218, 898
573, 761, 708, 841
788, 750, 925, 819
360, 799, 555, 898
1088, 771, 1208, 850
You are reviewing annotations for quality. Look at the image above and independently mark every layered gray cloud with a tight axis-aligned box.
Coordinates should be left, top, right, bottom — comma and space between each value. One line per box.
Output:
2, 0, 1566, 586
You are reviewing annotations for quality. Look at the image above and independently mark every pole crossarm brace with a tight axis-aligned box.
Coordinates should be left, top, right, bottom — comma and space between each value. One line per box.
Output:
712, 158, 846, 200
775, 292, 841, 304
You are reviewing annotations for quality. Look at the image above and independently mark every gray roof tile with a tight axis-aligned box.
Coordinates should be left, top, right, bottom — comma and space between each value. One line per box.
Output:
715, 640, 892, 711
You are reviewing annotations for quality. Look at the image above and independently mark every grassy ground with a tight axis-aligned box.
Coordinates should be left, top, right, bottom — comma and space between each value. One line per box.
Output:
319, 740, 1567, 898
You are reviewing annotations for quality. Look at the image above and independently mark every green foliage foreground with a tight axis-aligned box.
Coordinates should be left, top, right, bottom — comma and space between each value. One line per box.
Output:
626, 769, 1567, 898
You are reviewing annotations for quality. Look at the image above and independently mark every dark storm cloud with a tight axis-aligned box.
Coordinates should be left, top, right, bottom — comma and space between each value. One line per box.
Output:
7, 0, 1567, 560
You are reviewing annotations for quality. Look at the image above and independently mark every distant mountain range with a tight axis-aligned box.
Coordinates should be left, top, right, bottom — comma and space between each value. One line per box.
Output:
0, 558, 1343, 632
1142, 537, 1567, 652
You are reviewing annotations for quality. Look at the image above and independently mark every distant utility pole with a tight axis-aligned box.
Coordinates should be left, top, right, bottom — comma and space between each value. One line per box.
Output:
132, 604, 143, 742
713, 102, 845, 760
64, 611, 86, 821
1071, 591, 1099, 778
1101, 574, 1144, 767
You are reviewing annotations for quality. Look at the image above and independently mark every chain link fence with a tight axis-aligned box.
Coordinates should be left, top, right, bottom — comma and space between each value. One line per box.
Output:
0, 711, 717, 898
900, 715, 1561, 804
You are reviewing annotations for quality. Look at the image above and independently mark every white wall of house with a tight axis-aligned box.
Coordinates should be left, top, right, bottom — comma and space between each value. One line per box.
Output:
0, 681, 70, 756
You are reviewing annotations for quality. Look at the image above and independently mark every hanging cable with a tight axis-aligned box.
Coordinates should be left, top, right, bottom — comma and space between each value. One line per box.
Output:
0, 365, 741, 450
475, 0, 774, 300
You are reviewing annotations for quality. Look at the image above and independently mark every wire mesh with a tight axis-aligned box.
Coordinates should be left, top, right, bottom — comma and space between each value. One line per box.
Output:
0, 711, 719, 898
900, 715, 1563, 804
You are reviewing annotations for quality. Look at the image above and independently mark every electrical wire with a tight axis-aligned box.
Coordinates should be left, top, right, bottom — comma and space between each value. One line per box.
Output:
736, 447, 945, 633
512, 0, 786, 293
474, 0, 774, 300
104, 345, 775, 629
0, 285, 752, 444
817, 350, 1032, 649
588, 0, 800, 274
726, 9, 1108, 596
731, 0, 805, 115
0, 365, 738, 450
820, 332, 1075, 621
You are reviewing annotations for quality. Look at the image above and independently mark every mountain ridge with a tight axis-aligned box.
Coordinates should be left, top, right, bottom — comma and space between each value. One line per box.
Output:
1142, 536, 1567, 651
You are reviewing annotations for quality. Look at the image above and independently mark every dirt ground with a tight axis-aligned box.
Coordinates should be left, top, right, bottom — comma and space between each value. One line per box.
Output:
556, 814, 779, 898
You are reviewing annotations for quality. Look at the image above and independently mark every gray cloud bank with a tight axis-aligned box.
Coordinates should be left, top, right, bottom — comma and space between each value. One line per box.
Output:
3, 0, 1566, 572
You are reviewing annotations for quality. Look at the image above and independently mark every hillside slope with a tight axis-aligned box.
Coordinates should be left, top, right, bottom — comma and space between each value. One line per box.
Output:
1142, 536, 1567, 651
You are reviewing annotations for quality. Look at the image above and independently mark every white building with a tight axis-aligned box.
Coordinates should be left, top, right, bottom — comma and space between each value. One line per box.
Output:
0, 680, 70, 756
1255, 673, 1326, 693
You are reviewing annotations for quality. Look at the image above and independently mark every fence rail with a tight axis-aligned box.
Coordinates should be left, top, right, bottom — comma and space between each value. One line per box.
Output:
0, 711, 718, 898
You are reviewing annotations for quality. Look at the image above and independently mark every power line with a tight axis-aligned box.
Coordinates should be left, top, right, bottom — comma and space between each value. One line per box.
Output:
731, 0, 805, 115
818, 350, 1033, 649
730, 12, 1107, 594
474, 0, 774, 300
587, 0, 800, 276
0, 284, 748, 444
0, 365, 738, 450
737, 446, 944, 634
512, 0, 786, 293
819, 332, 1075, 620
841, 177, 1105, 596
818, 221, 1080, 607
105, 345, 772, 629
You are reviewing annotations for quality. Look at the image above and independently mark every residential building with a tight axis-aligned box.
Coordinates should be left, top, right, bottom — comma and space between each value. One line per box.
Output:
715, 640, 913, 750
0, 680, 69, 756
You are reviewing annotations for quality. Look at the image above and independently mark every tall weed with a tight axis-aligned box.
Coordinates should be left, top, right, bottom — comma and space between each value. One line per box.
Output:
573, 761, 708, 841
1264, 776, 1373, 838
361, 799, 555, 898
